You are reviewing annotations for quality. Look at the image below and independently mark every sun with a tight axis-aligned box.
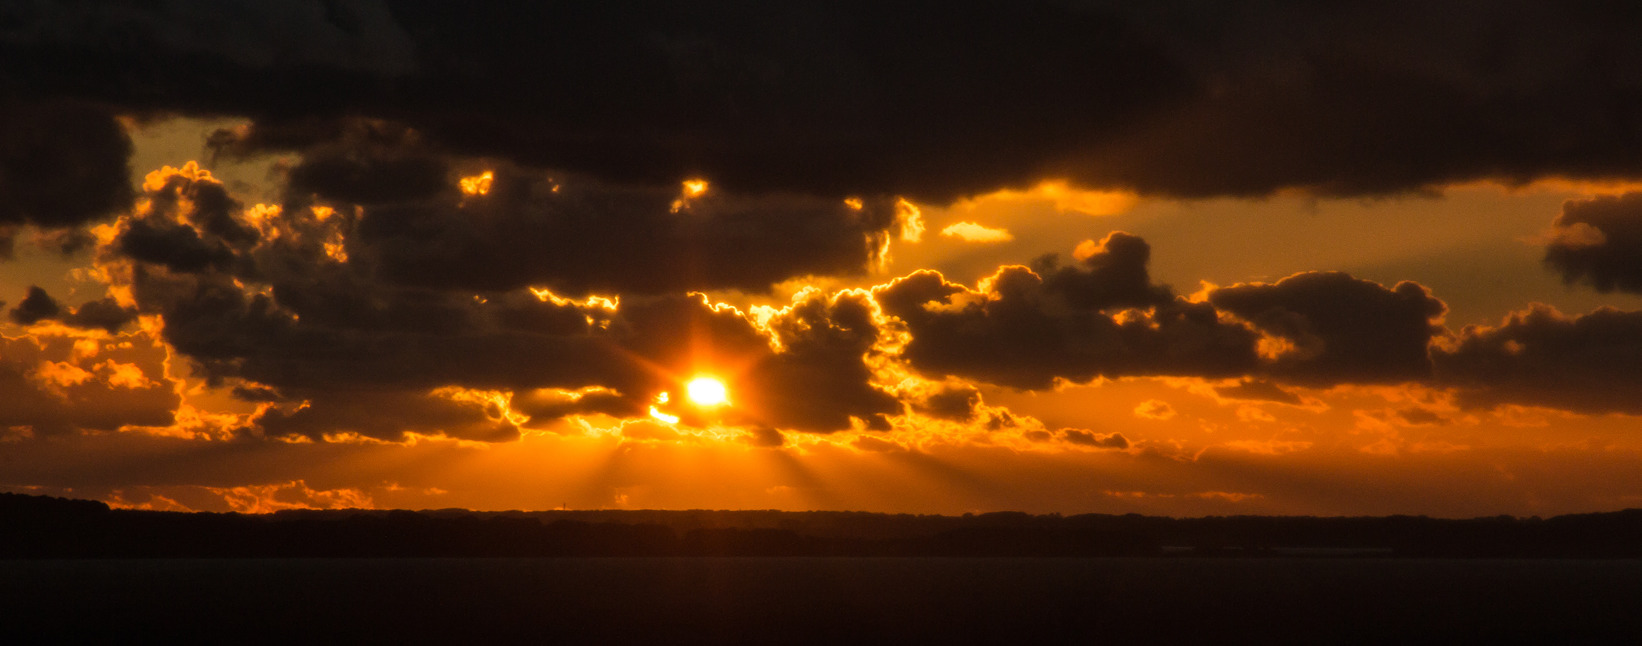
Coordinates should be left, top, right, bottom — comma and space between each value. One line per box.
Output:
686, 376, 729, 407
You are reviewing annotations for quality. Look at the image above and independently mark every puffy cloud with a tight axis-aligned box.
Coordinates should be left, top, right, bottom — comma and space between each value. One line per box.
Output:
7, 287, 59, 325
59, 298, 141, 335
876, 233, 1258, 389
91, 166, 904, 439
0, 333, 179, 436
725, 289, 901, 432
941, 222, 1013, 243
1213, 379, 1304, 406
1133, 400, 1177, 421
6, 287, 136, 334
1543, 192, 1642, 294
913, 385, 985, 422
1061, 429, 1129, 450
1209, 272, 1447, 386
1436, 304, 1642, 415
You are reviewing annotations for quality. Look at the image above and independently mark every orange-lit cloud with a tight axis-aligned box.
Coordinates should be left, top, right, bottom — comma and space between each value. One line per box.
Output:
940, 221, 1013, 243
951, 181, 1138, 217
13, 3, 1642, 520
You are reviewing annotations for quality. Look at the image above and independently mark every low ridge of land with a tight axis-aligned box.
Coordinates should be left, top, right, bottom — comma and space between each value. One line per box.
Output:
6, 492, 1641, 558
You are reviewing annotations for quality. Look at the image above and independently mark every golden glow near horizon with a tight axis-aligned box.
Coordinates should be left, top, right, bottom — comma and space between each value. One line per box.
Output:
459, 171, 494, 196
686, 376, 729, 407
20, 130, 1642, 519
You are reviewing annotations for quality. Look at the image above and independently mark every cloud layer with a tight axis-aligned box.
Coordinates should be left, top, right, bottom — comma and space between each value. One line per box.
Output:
8, 1, 1642, 203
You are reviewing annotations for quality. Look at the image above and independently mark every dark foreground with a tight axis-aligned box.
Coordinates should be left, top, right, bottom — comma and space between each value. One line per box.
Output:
9, 493, 1642, 558
3, 557, 1639, 644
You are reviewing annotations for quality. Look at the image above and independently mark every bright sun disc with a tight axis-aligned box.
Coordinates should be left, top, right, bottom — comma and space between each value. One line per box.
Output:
686, 377, 728, 406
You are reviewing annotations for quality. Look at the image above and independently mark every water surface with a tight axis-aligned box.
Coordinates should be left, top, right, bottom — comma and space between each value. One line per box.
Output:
3, 557, 1637, 644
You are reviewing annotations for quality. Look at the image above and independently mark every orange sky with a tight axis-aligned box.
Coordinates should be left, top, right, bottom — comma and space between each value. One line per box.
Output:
3, 118, 1642, 517
8, 4, 1642, 517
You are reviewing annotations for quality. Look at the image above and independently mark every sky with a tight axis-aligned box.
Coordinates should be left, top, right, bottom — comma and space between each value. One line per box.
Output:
5, 1, 1642, 517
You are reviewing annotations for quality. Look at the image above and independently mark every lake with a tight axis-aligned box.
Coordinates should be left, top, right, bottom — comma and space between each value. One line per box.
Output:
3, 557, 1638, 644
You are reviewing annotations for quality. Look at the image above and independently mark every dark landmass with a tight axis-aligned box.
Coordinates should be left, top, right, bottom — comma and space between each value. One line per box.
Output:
5, 492, 1642, 558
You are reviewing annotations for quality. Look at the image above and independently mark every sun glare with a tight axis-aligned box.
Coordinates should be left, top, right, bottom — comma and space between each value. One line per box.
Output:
686, 377, 729, 406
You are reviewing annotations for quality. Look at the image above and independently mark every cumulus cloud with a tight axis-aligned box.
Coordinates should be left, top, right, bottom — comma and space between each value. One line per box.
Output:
0, 333, 178, 436
6, 286, 137, 333
1436, 304, 1642, 415
89, 166, 905, 439
7, 286, 59, 325
1209, 272, 1447, 386
725, 289, 901, 432
1061, 429, 1130, 449
1543, 192, 1642, 295
875, 233, 1258, 389
1213, 379, 1304, 406
941, 222, 1013, 243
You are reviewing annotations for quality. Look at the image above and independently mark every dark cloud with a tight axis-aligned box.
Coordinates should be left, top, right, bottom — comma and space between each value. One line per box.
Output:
514, 389, 643, 423
230, 384, 283, 403
7, 285, 140, 335
99, 169, 901, 438
1214, 380, 1304, 406
1436, 305, 1642, 415
12, 2, 1642, 201
209, 121, 907, 295
1209, 272, 1447, 387
179, 2, 1182, 202
251, 389, 520, 443
1061, 429, 1129, 449
8, 286, 60, 325
348, 165, 900, 295
915, 385, 984, 422
118, 218, 240, 274
272, 121, 451, 206
0, 101, 132, 232
1543, 192, 1642, 295
728, 289, 901, 432
1033, 232, 1173, 311
745, 427, 786, 448
62, 298, 140, 334
1067, 0, 1642, 197
1396, 407, 1449, 426
876, 234, 1259, 390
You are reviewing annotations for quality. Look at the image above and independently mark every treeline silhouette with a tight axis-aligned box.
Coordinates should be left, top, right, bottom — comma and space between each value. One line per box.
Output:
5, 493, 1642, 558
